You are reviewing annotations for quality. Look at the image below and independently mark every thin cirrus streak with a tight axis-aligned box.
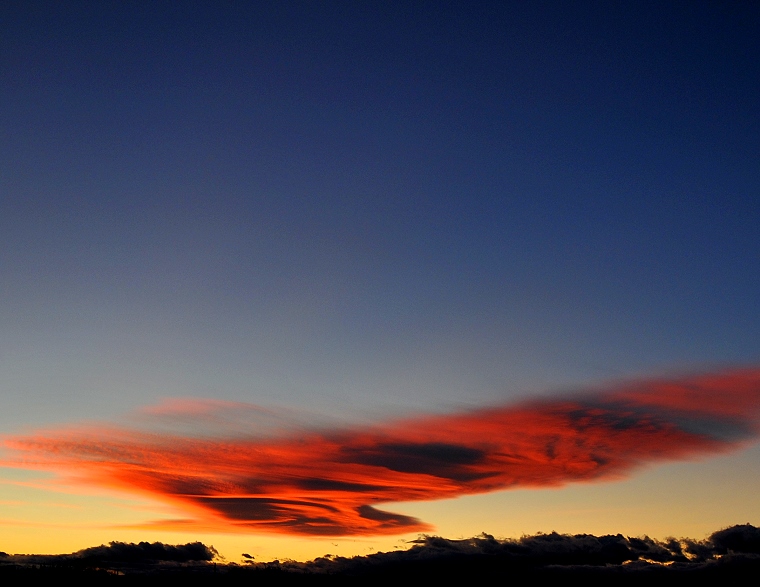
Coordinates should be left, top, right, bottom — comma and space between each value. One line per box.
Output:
4, 369, 760, 536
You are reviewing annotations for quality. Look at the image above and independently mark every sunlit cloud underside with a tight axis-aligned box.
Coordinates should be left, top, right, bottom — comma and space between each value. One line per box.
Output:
5, 369, 760, 536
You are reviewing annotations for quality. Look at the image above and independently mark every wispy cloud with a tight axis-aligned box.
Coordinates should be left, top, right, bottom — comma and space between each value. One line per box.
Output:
4, 369, 760, 536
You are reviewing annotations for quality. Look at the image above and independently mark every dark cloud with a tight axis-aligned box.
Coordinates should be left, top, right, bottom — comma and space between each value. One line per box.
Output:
189, 497, 357, 536
3, 541, 218, 570
4, 369, 760, 536
75, 541, 217, 564
194, 497, 339, 521
296, 478, 385, 492
343, 442, 490, 481
356, 505, 424, 529
257, 524, 760, 580
3, 526, 760, 581
708, 523, 760, 555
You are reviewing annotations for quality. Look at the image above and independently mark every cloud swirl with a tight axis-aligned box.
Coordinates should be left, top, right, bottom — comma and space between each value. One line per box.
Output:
5, 369, 760, 535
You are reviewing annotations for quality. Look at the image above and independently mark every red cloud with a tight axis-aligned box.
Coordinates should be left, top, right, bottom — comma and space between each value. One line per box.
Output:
5, 369, 760, 536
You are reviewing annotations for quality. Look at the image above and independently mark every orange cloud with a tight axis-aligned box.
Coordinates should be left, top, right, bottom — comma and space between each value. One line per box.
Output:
5, 369, 760, 536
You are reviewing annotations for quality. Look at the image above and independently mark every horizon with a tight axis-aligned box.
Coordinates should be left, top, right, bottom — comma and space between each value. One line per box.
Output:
2, 522, 760, 580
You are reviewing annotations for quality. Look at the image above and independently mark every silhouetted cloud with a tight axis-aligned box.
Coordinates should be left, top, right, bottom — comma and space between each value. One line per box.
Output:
2, 526, 760, 580
248, 524, 760, 579
708, 523, 760, 555
74, 541, 217, 564
4, 541, 218, 569
4, 369, 760, 536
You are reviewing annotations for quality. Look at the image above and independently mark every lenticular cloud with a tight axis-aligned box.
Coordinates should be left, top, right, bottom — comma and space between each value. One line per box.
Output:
5, 369, 760, 536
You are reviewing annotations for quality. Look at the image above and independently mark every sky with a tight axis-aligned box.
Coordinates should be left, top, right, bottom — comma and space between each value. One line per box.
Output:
1, 0, 759, 563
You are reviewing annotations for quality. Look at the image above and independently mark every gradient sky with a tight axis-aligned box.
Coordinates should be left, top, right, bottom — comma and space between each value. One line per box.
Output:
1, 1, 759, 562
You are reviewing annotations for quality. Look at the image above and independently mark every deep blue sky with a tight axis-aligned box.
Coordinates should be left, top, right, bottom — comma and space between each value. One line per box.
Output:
1, 1, 759, 429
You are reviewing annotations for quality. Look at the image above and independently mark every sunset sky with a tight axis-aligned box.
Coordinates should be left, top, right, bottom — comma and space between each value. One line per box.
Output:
1, 1, 759, 562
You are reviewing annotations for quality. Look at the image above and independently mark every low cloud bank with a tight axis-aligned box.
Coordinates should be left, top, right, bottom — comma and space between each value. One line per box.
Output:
4, 369, 760, 536
256, 523, 760, 576
2, 525, 759, 580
